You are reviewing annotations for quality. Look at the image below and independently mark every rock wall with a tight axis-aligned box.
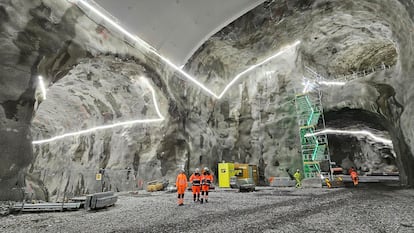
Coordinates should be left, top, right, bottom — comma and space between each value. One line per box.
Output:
0, 0, 159, 200
2, 0, 414, 200
184, 0, 414, 186
30, 56, 169, 200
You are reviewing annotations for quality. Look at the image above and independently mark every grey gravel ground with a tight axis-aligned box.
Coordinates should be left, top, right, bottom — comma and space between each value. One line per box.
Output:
1, 184, 413, 233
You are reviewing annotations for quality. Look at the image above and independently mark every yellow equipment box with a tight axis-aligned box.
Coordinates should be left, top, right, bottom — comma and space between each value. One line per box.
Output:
218, 163, 235, 188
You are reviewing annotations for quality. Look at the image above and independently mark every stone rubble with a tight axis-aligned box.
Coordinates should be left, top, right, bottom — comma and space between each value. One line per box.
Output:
0, 185, 413, 233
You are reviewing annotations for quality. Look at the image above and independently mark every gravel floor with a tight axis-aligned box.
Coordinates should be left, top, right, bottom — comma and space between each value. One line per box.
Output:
1, 184, 413, 233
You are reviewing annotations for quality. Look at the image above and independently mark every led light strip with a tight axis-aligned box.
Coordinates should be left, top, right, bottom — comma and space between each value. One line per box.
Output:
302, 66, 346, 93
38, 75, 47, 100
74, 0, 300, 99
32, 1, 299, 144
32, 77, 164, 144
217, 40, 301, 99
302, 78, 345, 93
304, 129, 393, 146
318, 81, 346, 86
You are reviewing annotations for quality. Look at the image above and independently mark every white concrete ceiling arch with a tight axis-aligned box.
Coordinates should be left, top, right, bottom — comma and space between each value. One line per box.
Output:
94, 0, 267, 66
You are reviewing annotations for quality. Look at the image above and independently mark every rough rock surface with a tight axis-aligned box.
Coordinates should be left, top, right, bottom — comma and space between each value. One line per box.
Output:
183, 0, 414, 186
0, 0, 152, 200
30, 56, 168, 201
1, 0, 414, 201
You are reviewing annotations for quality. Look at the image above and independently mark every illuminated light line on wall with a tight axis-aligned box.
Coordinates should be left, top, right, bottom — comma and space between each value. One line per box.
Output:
302, 79, 346, 93
38, 1, 299, 144
302, 66, 346, 93
38, 75, 47, 100
74, 0, 300, 99
304, 129, 393, 146
140, 77, 164, 120
75, 0, 218, 98
217, 40, 301, 99
32, 77, 164, 145
75, 0, 153, 51
318, 81, 346, 86
302, 79, 312, 93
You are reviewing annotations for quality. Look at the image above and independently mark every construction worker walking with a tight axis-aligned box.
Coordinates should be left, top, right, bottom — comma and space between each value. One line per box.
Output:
294, 169, 302, 188
200, 167, 213, 204
349, 167, 359, 186
176, 169, 188, 206
189, 168, 201, 202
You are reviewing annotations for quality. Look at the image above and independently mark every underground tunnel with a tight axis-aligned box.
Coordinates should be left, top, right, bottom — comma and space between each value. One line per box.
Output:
0, 0, 414, 232
324, 108, 398, 175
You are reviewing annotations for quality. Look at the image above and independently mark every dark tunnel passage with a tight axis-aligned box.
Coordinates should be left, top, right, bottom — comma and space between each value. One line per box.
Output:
324, 108, 407, 180
328, 134, 398, 175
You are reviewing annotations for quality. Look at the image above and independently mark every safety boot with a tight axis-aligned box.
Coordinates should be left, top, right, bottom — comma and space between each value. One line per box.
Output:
200, 199, 203, 204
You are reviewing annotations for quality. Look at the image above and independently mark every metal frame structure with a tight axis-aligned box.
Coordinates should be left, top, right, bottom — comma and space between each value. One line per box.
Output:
295, 67, 332, 180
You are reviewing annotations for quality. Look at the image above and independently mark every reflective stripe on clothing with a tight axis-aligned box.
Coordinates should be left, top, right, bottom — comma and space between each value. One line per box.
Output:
201, 174, 214, 186
190, 173, 201, 186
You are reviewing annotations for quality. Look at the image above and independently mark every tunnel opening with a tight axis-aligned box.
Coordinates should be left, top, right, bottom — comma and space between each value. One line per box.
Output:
324, 108, 398, 177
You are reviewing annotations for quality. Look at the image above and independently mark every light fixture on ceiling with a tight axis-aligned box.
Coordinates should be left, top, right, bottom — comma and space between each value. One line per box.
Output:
32, 76, 164, 145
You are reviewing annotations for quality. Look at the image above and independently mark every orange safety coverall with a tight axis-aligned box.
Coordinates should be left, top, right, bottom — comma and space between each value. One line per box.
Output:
176, 173, 188, 194
189, 173, 201, 194
349, 168, 359, 186
201, 173, 214, 192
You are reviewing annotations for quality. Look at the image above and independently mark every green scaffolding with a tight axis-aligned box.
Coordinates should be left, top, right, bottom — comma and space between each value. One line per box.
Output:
295, 93, 331, 179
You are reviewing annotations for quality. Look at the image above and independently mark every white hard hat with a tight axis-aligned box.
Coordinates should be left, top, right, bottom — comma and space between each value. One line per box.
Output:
195, 168, 200, 173
204, 167, 209, 172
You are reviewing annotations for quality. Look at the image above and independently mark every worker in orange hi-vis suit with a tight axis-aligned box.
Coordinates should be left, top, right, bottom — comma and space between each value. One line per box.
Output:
349, 167, 359, 186
176, 169, 188, 206
189, 168, 201, 202
200, 167, 213, 204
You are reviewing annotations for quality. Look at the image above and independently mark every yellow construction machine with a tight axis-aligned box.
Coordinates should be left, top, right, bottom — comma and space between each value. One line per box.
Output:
218, 162, 258, 191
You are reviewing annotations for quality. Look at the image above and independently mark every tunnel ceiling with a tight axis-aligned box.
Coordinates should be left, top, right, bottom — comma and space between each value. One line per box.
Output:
324, 108, 388, 131
93, 0, 266, 65
1, 0, 414, 200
